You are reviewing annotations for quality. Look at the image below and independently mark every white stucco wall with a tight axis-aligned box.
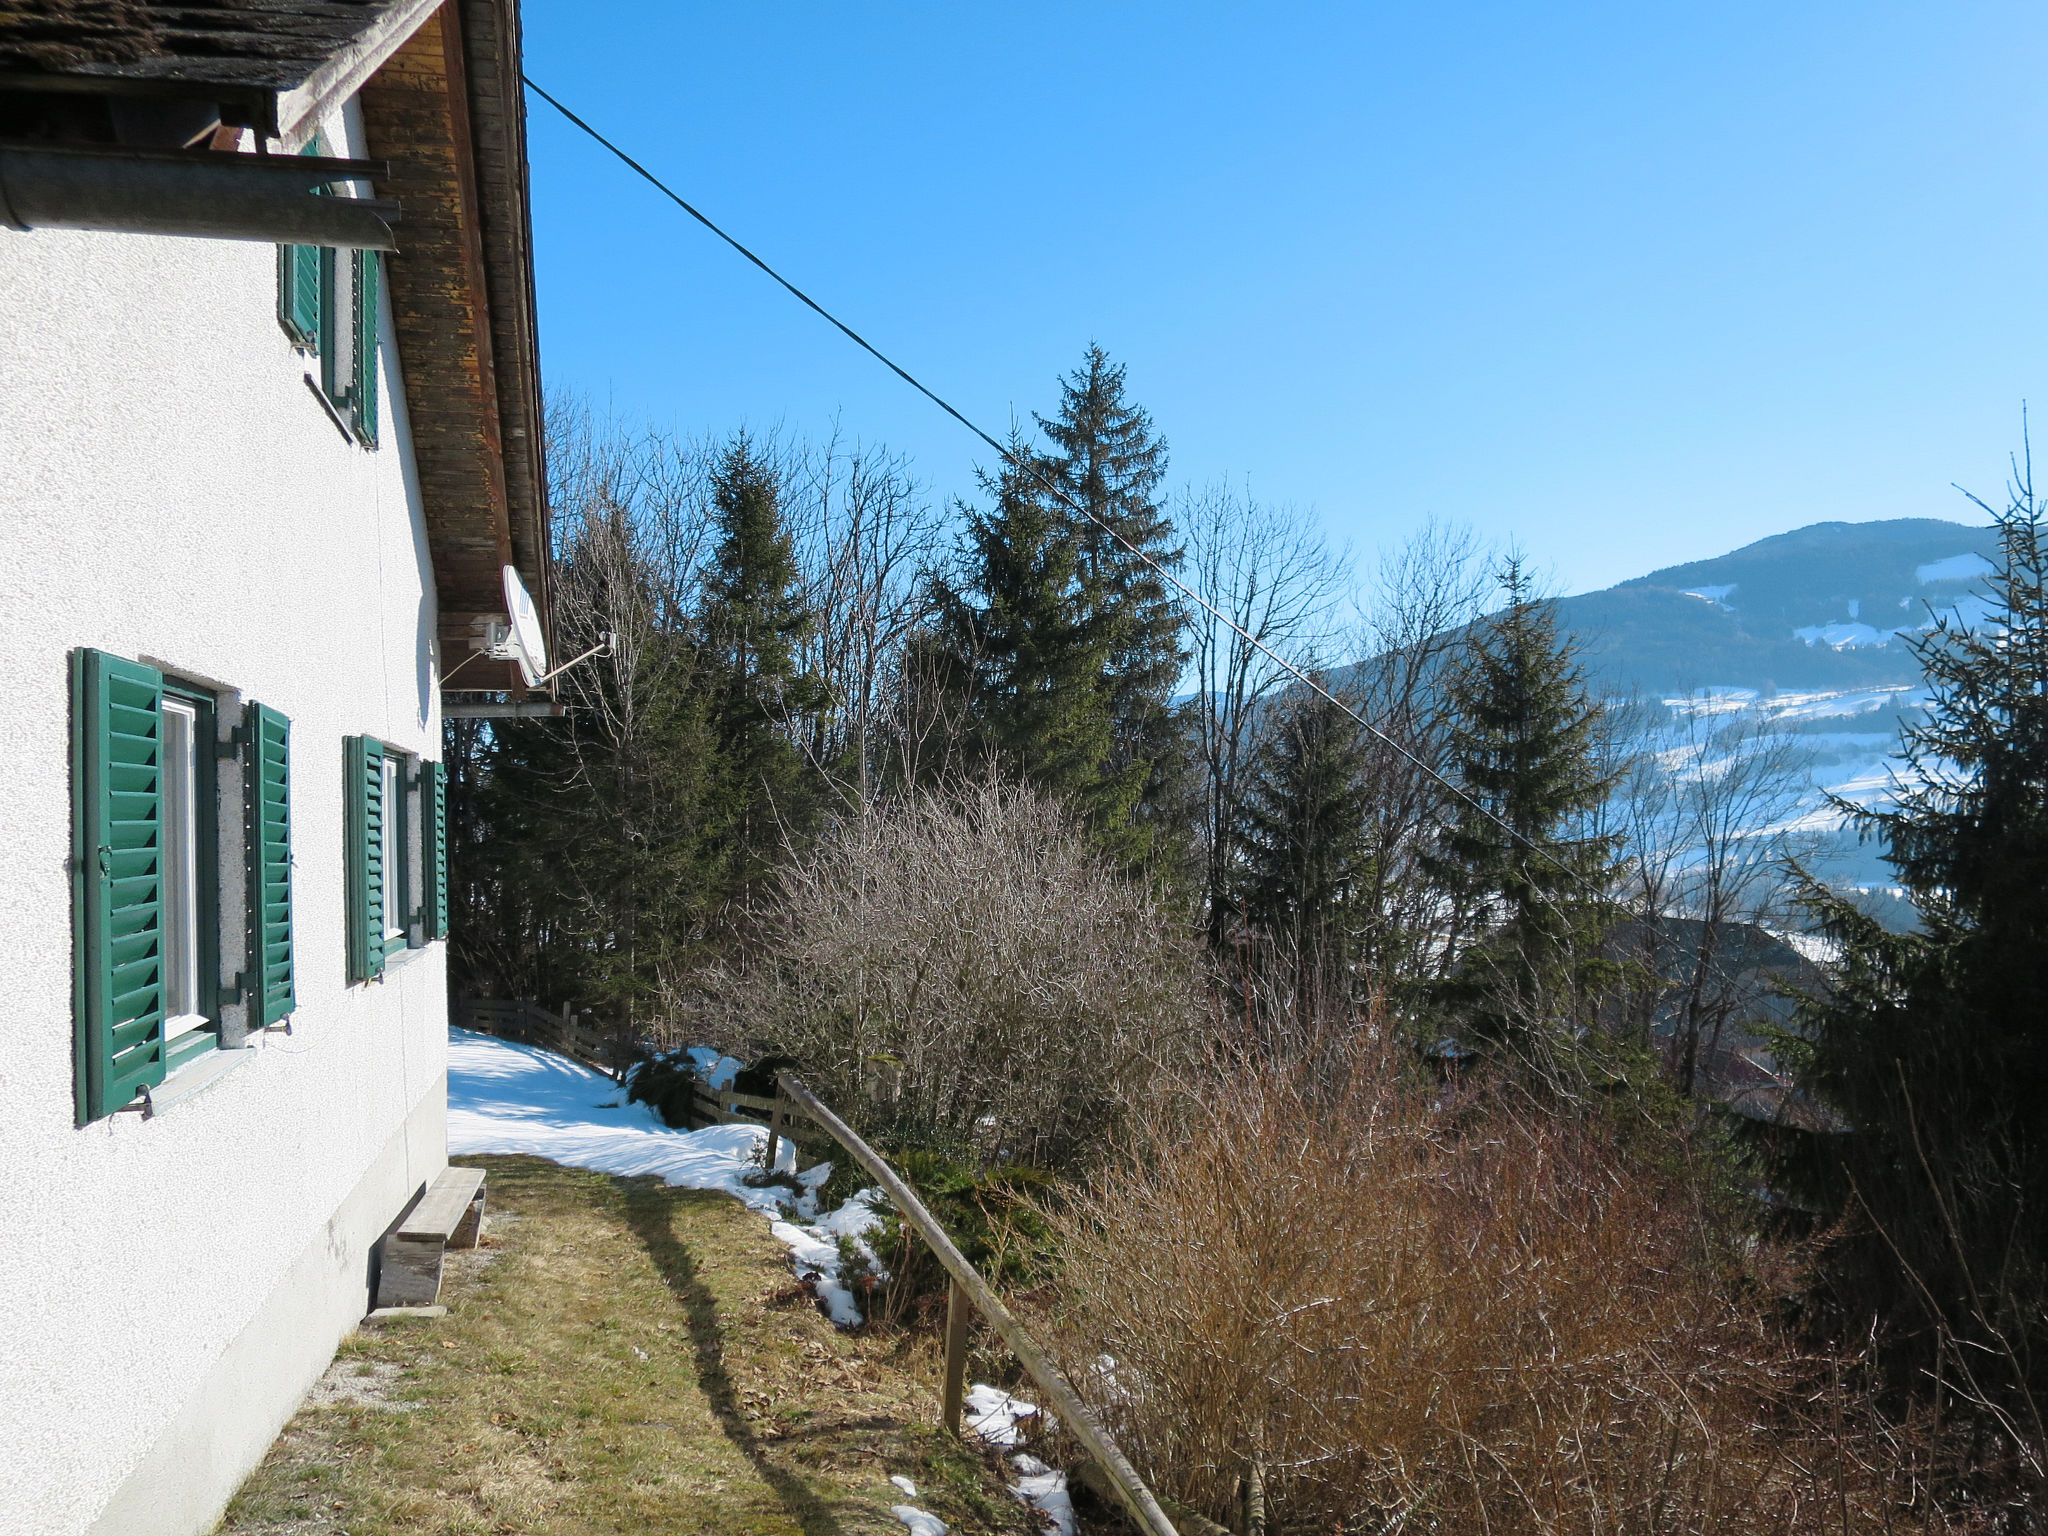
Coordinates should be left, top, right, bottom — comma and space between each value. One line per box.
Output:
0, 103, 451, 1536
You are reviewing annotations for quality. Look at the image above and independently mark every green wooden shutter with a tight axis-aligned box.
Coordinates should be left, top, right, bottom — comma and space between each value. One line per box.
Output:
318, 244, 344, 404
344, 735, 386, 983
72, 648, 169, 1122
278, 141, 327, 351
278, 243, 321, 348
245, 703, 295, 1024
423, 760, 447, 941
352, 249, 380, 446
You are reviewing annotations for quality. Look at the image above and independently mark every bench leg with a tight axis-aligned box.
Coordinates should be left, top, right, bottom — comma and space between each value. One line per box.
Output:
449, 1187, 486, 1250
377, 1236, 448, 1308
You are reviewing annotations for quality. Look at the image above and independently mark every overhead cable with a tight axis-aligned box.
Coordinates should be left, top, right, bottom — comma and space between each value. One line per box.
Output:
521, 75, 1601, 896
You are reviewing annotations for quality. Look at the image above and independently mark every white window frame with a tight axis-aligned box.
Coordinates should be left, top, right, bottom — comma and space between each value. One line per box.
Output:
160, 697, 207, 1039
380, 752, 405, 944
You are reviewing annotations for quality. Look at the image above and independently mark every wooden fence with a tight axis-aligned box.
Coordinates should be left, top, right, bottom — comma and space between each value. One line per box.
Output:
459, 1027, 1237, 1535
453, 998, 619, 1077
767, 1072, 1227, 1536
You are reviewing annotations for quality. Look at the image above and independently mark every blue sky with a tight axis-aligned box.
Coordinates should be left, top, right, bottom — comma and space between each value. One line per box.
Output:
522, 2, 2045, 595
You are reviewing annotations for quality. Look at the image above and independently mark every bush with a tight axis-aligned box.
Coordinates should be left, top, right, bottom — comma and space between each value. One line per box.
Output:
716, 777, 1202, 1172
859, 1150, 1058, 1331
1048, 1032, 1937, 1535
625, 1052, 703, 1129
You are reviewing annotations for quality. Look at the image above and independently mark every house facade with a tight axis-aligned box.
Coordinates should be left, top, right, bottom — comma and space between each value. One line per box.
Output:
0, 3, 548, 1532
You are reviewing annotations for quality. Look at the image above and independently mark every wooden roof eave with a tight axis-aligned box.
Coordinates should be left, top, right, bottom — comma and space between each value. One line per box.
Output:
356, 0, 550, 700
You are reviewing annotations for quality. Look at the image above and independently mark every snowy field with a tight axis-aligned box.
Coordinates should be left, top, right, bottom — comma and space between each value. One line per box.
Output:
446, 1027, 1074, 1535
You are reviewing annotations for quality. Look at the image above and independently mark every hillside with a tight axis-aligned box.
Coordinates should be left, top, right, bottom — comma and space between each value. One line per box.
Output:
1530, 518, 1996, 897
1560, 517, 1996, 697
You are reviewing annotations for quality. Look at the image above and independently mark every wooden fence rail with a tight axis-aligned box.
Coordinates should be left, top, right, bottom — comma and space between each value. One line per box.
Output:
455, 1022, 1230, 1536
771, 1072, 1188, 1536
454, 998, 617, 1077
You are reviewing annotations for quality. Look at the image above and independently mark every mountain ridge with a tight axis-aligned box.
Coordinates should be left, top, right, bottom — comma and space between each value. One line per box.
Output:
1559, 517, 1996, 698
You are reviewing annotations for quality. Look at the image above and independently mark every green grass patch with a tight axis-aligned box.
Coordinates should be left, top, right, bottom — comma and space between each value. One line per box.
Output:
218, 1155, 1040, 1536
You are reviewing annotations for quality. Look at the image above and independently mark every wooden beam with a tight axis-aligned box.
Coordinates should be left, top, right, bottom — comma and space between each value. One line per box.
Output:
776, 1074, 1184, 1536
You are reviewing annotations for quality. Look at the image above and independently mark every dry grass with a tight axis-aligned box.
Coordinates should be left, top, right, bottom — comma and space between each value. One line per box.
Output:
1047, 1039, 1953, 1536
219, 1156, 1040, 1536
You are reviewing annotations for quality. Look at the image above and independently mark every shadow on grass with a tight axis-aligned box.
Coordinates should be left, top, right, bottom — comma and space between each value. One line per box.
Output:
620, 1176, 847, 1536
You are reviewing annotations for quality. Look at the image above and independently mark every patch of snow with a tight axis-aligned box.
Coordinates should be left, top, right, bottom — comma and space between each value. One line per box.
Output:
1766, 687, 1914, 721
1847, 598, 1860, 618
1010, 1454, 1077, 1536
1773, 930, 1841, 965
1917, 552, 1993, 584
892, 1506, 948, 1536
1682, 583, 1737, 611
449, 1029, 885, 1324
890, 1475, 919, 1498
1793, 621, 1894, 649
965, 1383, 1045, 1446
1923, 592, 2001, 633
770, 1188, 890, 1327
684, 1045, 744, 1089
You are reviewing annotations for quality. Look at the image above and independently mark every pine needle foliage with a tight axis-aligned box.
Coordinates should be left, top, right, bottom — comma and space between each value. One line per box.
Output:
1427, 561, 1622, 1050
927, 438, 1130, 827
1236, 686, 1375, 1008
700, 432, 824, 908
1779, 457, 2048, 1482
1034, 345, 1192, 862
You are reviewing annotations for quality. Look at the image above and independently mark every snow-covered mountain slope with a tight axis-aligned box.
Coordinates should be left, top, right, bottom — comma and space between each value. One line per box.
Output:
1561, 518, 1996, 697
1640, 684, 1926, 891
1558, 519, 2003, 899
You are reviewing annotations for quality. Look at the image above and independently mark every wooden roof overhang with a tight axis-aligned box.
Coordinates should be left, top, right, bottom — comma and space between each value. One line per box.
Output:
0, 0, 551, 697
357, 0, 549, 697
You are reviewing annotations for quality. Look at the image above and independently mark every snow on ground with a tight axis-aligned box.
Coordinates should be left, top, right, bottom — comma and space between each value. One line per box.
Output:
1918, 552, 1994, 584
772, 1188, 890, 1325
964, 1383, 1047, 1446
448, 1027, 887, 1320
1009, 1455, 1077, 1536
451, 1028, 1084, 1531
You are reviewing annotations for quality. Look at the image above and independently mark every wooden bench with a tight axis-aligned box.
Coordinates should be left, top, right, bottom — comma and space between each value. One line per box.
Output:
375, 1166, 486, 1309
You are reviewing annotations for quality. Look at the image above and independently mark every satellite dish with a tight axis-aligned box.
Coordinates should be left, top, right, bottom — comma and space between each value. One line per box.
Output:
498, 564, 548, 687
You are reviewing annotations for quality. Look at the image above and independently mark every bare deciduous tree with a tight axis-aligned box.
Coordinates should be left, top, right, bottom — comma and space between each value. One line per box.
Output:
1610, 694, 1816, 1093
709, 777, 1202, 1169
782, 429, 944, 800
1348, 519, 1493, 989
1180, 482, 1349, 945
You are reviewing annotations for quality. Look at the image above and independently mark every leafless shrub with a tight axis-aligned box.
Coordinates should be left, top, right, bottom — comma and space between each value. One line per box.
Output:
718, 777, 1205, 1169
1050, 1033, 1950, 1534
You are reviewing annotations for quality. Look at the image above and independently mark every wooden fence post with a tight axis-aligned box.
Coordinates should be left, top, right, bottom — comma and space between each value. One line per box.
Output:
942, 1275, 970, 1437
765, 1085, 785, 1174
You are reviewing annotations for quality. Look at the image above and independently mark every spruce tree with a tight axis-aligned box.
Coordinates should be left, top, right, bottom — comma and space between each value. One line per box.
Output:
449, 496, 724, 1026
1426, 562, 1620, 1050
1236, 687, 1374, 1012
700, 432, 823, 907
1780, 473, 2048, 1431
928, 438, 1135, 829
1035, 345, 1189, 851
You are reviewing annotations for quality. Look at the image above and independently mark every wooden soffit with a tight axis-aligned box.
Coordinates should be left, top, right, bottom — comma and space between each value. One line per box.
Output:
357, 0, 548, 696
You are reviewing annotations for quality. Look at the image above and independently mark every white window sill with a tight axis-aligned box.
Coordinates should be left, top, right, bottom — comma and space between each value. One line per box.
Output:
379, 941, 438, 979
147, 1046, 255, 1117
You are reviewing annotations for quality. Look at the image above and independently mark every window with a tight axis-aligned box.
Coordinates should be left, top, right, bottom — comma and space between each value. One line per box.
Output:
277, 149, 381, 448
380, 752, 405, 944
345, 738, 445, 982
71, 650, 295, 1122
157, 693, 218, 1074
